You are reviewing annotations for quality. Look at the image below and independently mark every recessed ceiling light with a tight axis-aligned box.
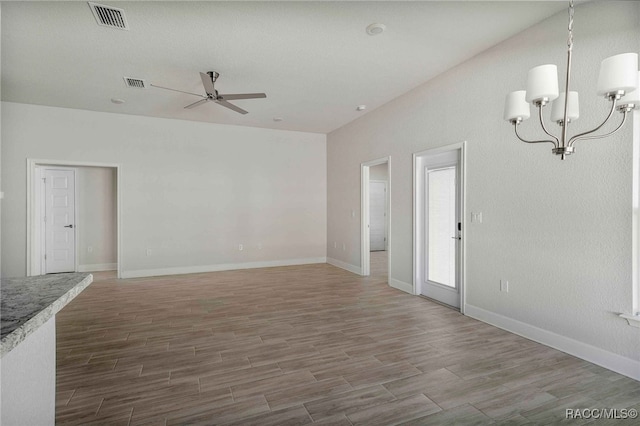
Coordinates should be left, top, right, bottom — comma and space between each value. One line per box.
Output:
366, 23, 386, 36
356, 105, 367, 111
111, 98, 125, 104
273, 117, 284, 122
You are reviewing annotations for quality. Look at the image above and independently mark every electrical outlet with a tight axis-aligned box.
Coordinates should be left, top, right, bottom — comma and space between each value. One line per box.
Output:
257, 243, 262, 250
334, 242, 337, 248
146, 249, 152, 256
87, 246, 93, 253
239, 244, 243, 251
342, 243, 346, 251
500, 279, 509, 292
471, 212, 483, 223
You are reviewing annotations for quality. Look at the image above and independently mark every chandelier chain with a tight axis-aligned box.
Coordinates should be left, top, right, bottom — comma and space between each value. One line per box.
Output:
567, 0, 574, 51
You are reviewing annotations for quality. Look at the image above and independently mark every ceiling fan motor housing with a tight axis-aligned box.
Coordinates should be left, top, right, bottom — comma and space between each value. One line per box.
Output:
208, 71, 220, 83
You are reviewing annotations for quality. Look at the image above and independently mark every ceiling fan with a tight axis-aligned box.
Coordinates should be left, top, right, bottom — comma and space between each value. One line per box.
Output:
151, 71, 266, 115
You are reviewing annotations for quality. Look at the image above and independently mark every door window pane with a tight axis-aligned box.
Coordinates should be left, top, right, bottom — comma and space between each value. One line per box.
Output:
427, 167, 456, 287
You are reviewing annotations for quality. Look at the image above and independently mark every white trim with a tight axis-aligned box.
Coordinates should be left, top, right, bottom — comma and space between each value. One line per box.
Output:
73, 169, 79, 274
27, 159, 122, 279
122, 257, 327, 279
361, 165, 370, 276
78, 263, 117, 272
632, 108, 640, 316
34, 167, 45, 275
389, 278, 412, 294
360, 157, 391, 277
465, 304, 640, 381
327, 257, 362, 275
116, 166, 122, 279
619, 313, 640, 328
413, 142, 467, 313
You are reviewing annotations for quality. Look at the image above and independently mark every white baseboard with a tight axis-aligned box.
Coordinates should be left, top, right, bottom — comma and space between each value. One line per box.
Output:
465, 304, 640, 381
389, 277, 413, 294
78, 263, 117, 272
121, 257, 326, 279
326, 257, 362, 275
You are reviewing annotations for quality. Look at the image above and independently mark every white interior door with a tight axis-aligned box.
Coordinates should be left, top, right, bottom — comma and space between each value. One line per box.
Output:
421, 154, 461, 308
45, 169, 76, 274
369, 181, 387, 251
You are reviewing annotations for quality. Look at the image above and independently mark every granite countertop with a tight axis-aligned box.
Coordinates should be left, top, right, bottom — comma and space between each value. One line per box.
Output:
1, 273, 93, 357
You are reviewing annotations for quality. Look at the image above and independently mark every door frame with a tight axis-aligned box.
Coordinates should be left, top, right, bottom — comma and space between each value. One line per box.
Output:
27, 159, 122, 278
360, 156, 390, 277
413, 142, 466, 313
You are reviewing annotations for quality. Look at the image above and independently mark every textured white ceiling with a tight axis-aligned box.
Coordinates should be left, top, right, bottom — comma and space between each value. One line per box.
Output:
1, 1, 567, 133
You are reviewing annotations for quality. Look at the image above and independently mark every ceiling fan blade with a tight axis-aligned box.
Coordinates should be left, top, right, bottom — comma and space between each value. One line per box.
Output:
150, 84, 206, 98
215, 100, 248, 115
184, 98, 210, 109
200, 72, 216, 96
218, 93, 267, 101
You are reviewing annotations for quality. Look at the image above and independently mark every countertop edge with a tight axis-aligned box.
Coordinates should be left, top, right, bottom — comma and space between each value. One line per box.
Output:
0, 274, 94, 358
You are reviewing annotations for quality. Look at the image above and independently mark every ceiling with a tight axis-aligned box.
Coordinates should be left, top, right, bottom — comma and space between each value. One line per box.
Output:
1, 1, 568, 134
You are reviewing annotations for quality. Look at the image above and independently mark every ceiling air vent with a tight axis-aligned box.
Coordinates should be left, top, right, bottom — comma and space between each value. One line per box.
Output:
88, 2, 129, 30
123, 77, 146, 89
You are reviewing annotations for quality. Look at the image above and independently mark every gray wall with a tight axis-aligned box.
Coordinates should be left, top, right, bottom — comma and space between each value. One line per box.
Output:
77, 167, 117, 270
326, 1, 639, 364
2, 103, 327, 278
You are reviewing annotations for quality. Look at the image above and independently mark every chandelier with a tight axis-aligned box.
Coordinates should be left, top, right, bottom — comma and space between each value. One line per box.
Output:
503, 1, 639, 160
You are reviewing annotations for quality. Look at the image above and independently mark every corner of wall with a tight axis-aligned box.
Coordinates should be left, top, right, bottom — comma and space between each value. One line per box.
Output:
389, 278, 413, 294
326, 257, 362, 275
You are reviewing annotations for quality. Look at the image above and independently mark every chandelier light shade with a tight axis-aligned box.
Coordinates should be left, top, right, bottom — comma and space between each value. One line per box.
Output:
619, 71, 640, 105
504, 91, 530, 122
597, 53, 639, 96
525, 64, 559, 103
551, 92, 579, 123
504, 0, 639, 160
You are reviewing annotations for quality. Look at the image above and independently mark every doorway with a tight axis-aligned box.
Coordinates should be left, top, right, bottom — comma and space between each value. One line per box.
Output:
413, 143, 466, 311
27, 159, 121, 278
361, 157, 390, 278
369, 180, 387, 251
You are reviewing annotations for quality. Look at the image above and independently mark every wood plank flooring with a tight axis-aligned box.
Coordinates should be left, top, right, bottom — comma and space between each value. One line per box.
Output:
56, 257, 639, 425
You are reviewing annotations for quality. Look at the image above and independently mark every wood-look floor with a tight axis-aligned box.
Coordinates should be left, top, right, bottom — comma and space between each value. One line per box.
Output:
56, 253, 640, 425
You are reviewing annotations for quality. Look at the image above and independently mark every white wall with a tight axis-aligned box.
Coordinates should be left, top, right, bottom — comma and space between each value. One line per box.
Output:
327, 0, 640, 370
2, 103, 327, 278
1, 316, 56, 426
77, 166, 117, 271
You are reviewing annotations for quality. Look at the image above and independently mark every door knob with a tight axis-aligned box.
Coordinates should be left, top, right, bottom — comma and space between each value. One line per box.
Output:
64, 224, 74, 228
451, 236, 461, 240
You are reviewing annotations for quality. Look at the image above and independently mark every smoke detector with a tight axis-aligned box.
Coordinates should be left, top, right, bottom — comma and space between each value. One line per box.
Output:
366, 23, 386, 36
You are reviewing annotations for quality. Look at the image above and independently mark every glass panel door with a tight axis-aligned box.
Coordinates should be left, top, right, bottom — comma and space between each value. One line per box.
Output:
427, 167, 457, 288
